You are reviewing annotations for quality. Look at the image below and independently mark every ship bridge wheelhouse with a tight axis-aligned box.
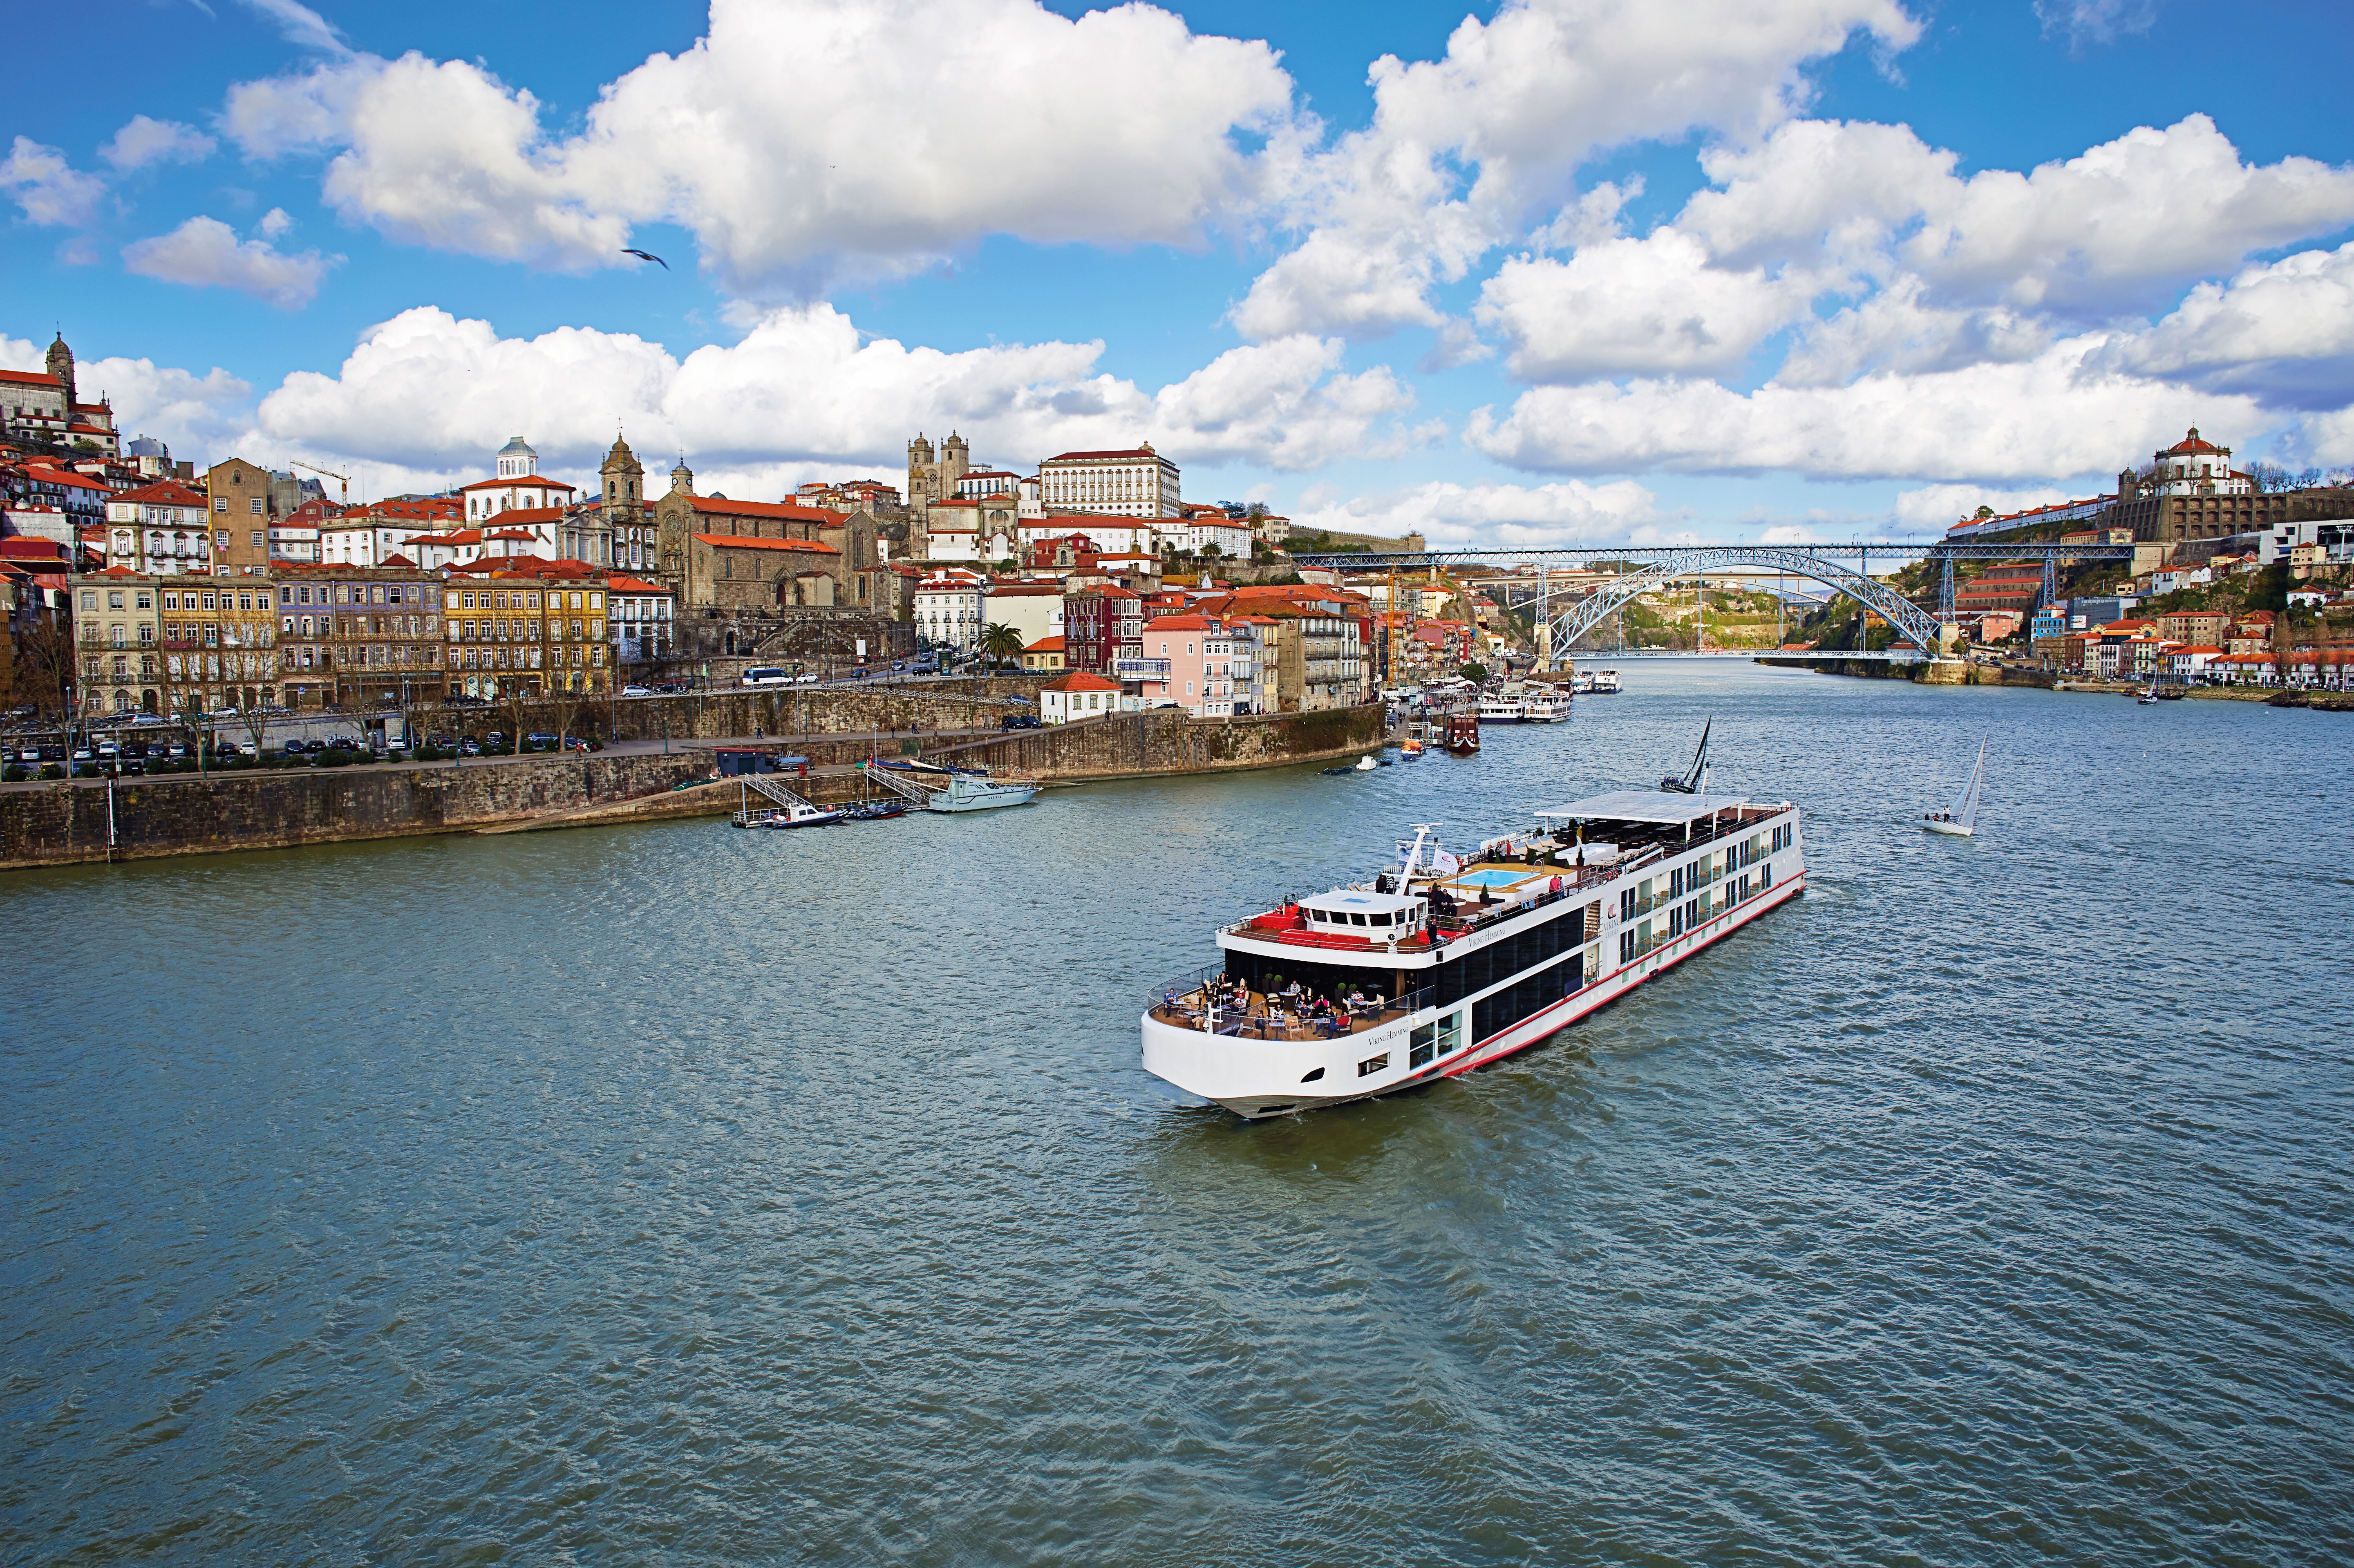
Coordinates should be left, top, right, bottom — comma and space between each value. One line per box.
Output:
1296, 889, 1425, 935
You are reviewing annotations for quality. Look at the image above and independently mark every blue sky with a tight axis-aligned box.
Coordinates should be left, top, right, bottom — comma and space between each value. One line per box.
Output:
7, 0, 2353, 546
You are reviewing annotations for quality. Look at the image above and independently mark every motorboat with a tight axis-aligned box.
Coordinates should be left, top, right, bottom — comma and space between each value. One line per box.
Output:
927, 773, 1040, 812
766, 799, 846, 828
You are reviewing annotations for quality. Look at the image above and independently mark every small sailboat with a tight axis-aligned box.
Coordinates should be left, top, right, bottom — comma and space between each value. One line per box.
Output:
2137, 679, 2161, 705
1659, 719, 1710, 794
1923, 739, 1985, 838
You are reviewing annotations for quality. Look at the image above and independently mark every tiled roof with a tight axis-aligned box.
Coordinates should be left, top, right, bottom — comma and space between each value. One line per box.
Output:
1041, 671, 1123, 693
691, 533, 839, 555
689, 497, 843, 523
456, 474, 577, 492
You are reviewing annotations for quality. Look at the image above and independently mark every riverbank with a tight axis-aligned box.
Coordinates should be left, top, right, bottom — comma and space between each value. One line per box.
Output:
0, 704, 1390, 868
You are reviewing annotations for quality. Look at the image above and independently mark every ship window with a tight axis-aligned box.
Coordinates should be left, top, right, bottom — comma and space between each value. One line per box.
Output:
1410, 1023, 1436, 1067
1349, 913, 1367, 926
1300, 1067, 1325, 1083
1357, 1053, 1389, 1077
1439, 1010, 1463, 1054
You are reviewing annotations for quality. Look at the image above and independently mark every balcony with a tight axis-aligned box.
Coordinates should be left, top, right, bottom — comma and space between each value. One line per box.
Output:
1114, 658, 1172, 679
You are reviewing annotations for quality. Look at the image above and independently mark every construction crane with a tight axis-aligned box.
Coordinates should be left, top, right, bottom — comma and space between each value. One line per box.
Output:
288, 459, 350, 503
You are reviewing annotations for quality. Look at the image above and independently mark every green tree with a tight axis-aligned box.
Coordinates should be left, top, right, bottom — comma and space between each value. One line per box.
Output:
1459, 661, 1488, 684
979, 622, 1025, 667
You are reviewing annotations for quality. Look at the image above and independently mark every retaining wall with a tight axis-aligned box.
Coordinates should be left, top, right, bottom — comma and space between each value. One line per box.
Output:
0, 753, 712, 870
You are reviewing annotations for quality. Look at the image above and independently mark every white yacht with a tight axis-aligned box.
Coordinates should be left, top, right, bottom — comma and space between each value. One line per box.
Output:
1591, 669, 1622, 693
1143, 795, 1806, 1118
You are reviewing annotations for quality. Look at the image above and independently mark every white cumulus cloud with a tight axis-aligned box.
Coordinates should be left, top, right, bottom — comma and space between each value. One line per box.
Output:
1463, 335, 2273, 483
2103, 242, 2354, 409
1232, 0, 1917, 341
101, 116, 218, 172
1475, 230, 1817, 380
122, 216, 338, 309
1291, 477, 1663, 549
253, 304, 1423, 485
1, 137, 107, 227
222, 0, 1298, 293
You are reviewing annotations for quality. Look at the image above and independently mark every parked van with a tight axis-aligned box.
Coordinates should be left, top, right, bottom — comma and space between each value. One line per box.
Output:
741, 666, 790, 687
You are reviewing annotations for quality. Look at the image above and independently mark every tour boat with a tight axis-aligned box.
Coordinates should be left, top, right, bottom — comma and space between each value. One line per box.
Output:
927, 773, 1040, 812
1922, 739, 1985, 838
1444, 710, 1481, 754
1523, 688, 1572, 723
1477, 695, 1527, 723
1591, 670, 1622, 693
1143, 798, 1806, 1119
1571, 671, 1596, 695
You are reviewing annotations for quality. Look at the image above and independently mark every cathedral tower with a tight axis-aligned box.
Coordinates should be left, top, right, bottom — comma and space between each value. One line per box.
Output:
46, 333, 75, 409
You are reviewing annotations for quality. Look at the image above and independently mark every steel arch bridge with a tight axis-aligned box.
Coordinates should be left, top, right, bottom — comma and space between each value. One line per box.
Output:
1287, 540, 2135, 660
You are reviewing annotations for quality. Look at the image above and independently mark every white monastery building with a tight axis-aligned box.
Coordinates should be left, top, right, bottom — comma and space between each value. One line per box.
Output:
1039, 445, 1180, 518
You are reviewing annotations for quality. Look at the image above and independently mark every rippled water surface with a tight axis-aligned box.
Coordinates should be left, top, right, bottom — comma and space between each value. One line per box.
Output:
6, 662, 2352, 1565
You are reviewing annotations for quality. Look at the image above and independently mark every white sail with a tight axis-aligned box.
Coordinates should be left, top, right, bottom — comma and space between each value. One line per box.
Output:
1949, 739, 1985, 832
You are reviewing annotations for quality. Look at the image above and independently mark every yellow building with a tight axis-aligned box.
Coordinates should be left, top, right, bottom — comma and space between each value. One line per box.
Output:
444, 567, 610, 699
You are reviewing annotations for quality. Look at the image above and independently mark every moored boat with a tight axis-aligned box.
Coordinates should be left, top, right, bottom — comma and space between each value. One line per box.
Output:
765, 799, 846, 828
1523, 688, 1571, 723
1477, 695, 1527, 723
1143, 796, 1806, 1118
927, 773, 1040, 812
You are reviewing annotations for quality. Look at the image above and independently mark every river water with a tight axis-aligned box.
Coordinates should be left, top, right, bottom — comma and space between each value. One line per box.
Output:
5, 661, 2350, 1566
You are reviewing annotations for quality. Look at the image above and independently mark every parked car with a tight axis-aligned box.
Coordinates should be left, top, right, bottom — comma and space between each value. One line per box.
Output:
1000, 714, 1043, 731
620, 684, 653, 697
524, 732, 559, 751
796, 672, 820, 684
562, 737, 590, 752
211, 740, 244, 758
458, 738, 482, 756
427, 734, 455, 749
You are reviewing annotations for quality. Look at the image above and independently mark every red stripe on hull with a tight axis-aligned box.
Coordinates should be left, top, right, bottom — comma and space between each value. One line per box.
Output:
1446, 875, 1806, 1078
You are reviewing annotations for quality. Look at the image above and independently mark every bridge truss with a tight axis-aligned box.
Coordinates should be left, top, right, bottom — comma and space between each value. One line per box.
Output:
1288, 541, 2135, 660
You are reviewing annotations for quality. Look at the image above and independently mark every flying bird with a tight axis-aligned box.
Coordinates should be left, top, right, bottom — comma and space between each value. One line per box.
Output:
621, 248, 669, 270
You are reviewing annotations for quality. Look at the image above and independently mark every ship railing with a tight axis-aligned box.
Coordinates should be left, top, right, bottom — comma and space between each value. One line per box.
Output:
1148, 973, 1437, 1040
1425, 864, 1615, 937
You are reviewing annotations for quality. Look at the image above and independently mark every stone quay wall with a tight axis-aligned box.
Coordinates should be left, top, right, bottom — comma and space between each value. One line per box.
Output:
930, 703, 1387, 781
0, 753, 713, 870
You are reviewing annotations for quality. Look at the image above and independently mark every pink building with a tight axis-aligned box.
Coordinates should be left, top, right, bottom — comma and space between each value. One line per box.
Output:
1137, 613, 1242, 716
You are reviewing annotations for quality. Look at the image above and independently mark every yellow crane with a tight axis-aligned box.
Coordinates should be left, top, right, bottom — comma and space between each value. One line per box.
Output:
288, 459, 350, 504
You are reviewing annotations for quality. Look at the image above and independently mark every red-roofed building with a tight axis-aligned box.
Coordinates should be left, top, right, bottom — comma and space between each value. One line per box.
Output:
1038, 669, 1123, 724
1062, 584, 1143, 675
607, 575, 675, 667
99, 477, 213, 576
1020, 634, 1067, 674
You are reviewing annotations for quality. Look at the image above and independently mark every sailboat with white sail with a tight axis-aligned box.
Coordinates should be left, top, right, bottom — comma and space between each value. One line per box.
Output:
1923, 739, 1986, 837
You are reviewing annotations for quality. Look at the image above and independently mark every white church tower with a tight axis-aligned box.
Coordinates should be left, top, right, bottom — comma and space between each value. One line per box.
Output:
495, 436, 540, 479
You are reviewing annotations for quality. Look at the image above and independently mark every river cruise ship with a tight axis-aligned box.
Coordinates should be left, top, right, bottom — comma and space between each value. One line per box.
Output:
1143, 792, 1804, 1118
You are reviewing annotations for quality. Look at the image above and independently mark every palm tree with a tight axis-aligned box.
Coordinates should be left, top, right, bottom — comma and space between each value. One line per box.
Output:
979, 622, 1025, 669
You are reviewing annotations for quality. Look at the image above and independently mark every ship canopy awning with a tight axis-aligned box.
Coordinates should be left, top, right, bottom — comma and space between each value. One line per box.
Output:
1534, 792, 1751, 825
